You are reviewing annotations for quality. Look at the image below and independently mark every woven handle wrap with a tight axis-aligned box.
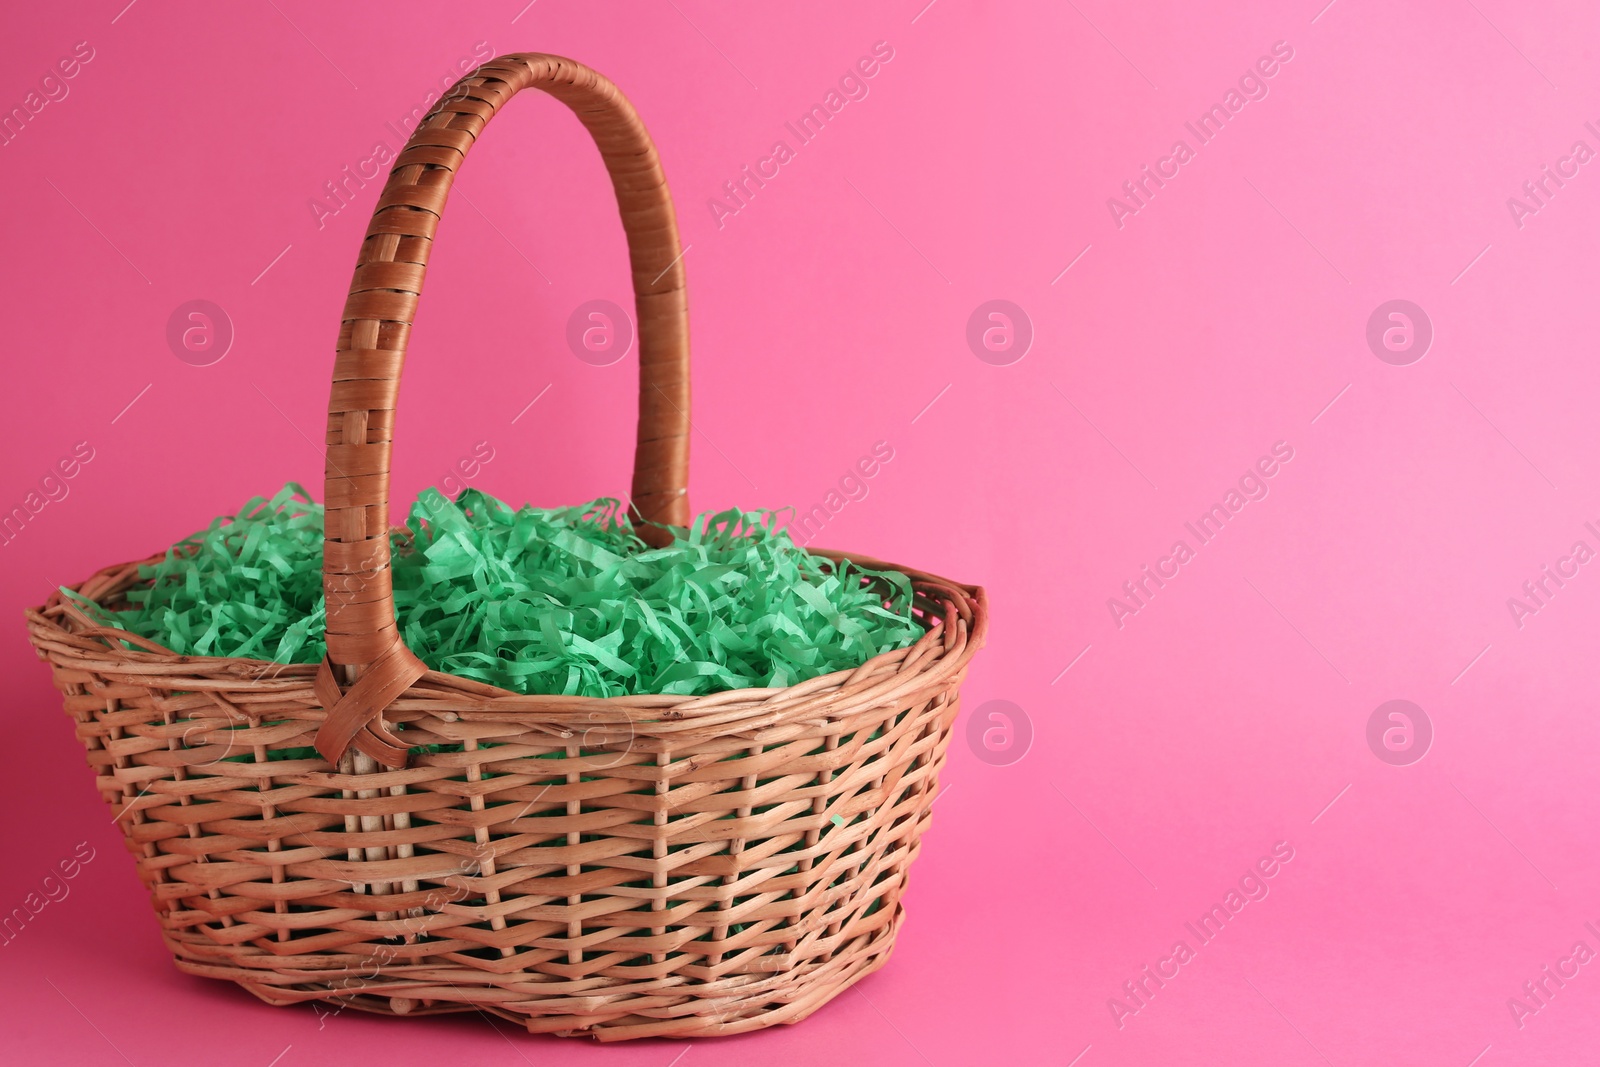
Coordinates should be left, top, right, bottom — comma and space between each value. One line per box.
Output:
315, 54, 691, 767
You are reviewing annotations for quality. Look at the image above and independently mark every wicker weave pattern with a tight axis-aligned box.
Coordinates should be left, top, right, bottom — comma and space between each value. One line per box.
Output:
26, 552, 982, 1039
24, 53, 989, 1040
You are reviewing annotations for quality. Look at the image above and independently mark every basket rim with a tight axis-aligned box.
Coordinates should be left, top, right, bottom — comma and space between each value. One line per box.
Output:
27, 542, 988, 740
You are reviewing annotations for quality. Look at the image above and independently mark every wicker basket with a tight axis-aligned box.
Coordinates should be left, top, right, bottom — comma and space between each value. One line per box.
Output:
23, 53, 987, 1041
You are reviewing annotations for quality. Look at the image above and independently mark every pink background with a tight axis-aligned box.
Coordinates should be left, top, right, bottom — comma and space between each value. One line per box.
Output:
3, 0, 1598, 1063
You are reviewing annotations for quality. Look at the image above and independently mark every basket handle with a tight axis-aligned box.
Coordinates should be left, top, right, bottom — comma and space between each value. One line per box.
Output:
315, 53, 691, 767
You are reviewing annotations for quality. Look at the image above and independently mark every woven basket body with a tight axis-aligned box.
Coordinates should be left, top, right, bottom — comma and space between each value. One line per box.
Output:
24, 54, 986, 1041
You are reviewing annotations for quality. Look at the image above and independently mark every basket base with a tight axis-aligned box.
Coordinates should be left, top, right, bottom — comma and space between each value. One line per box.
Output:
174, 907, 904, 1041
